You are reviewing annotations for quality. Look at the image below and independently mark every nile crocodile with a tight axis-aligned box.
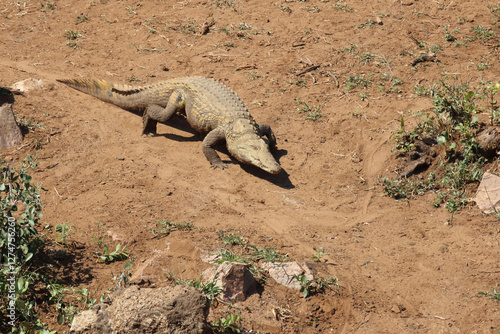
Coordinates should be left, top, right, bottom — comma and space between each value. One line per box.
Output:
57, 76, 281, 174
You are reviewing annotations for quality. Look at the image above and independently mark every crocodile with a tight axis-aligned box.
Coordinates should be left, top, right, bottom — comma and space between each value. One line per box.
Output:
57, 76, 281, 174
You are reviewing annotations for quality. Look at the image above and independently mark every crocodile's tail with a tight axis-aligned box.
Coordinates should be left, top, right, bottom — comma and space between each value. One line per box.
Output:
57, 78, 147, 110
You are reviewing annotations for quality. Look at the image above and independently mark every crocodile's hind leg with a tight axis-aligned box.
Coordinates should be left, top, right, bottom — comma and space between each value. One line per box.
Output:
258, 123, 277, 150
142, 90, 185, 135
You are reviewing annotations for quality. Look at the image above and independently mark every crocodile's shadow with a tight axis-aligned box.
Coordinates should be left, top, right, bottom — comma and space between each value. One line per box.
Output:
148, 115, 294, 189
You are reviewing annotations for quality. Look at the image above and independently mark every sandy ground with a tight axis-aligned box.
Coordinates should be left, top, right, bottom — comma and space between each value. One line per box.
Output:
1, 0, 500, 332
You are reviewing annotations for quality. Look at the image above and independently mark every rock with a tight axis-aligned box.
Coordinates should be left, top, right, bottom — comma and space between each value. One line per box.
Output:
474, 171, 500, 213
390, 304, 405, 313
399, 157, 430, 178
70, 304, 112, 333
411, 53, 438, 67
261, 262, 314, 290
476, 126, 500, 158
70, 285, 210, 334
201, 262, 257, 301
0, 104, 23, 150
10, 78, 54, 94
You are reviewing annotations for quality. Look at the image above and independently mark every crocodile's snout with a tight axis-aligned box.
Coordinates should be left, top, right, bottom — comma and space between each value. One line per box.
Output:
258, 156, 282, 174
232, 138, 281, 174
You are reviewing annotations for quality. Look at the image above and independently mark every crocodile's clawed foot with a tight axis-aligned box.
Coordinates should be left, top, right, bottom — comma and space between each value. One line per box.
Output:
141, 132, 155, 137
211, 162, 228, 170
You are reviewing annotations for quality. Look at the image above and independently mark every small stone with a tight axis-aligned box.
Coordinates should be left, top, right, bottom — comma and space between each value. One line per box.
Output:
391, 305, 402, 313
201, 262, 257, 301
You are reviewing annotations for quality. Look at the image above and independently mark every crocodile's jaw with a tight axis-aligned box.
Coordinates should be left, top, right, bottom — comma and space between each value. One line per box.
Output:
229, 137, 281, 174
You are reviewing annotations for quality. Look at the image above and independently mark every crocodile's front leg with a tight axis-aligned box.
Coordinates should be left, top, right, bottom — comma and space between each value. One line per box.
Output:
258, 123, 277, 150
142, 90, 185, 135
202, 127, 228, 170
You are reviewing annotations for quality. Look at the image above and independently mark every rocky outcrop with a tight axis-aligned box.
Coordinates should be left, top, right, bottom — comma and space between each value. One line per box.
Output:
70, 285, 210, 334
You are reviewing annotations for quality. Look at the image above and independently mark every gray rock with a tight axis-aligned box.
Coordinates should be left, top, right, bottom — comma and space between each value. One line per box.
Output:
10, 78, 54, 94
475, 171, 500, 213
261, 262, 314, 289
0, 104, 23, 150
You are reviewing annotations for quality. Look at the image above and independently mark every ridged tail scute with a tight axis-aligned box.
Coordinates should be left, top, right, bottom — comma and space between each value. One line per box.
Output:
57, 78, 146, 110
111, 85, 144, 96
57, 78, 114, 95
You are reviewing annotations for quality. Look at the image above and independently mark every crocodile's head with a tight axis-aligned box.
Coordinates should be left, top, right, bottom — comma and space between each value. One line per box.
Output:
229, 136, 282, 174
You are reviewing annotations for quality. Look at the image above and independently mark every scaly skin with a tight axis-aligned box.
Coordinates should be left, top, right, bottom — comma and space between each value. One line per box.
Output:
57, 76, 282, 174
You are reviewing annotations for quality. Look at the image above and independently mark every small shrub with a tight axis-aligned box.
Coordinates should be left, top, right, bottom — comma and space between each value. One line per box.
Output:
384, 79, 491, 212
294, 274, 339, 298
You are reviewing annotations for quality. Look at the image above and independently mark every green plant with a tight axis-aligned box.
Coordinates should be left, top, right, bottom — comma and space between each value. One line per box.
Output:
294, 274, 339, 298
484, 83, 500, 124
385, 80, 490, 212
40, 1, 55, 11
64, 30, 82, 48
429, 44, 443, 54
247, 245, 289, 262
54, 223, 73, 247
213, 249, 248, 264
1, 154, 43, 265
413, 84, 433, 97
74, 287, 98, 309
306, 104, 322, 121
76, 13, 88, 24
444, 25, 457, 42
0, 154, 57, 333
312, 247, 328, 262
381, 178, 409, 199
302, 6, 321, 13
14, 116, 45, 130
246, 71, 261, 81
297, 102, 322, 121
151, 220, 195, 238
126, 5, 139, 14
295, 79, 307, 87
143, 23, 157, 34
278, 4, 292, 13
360, 260, 374, 267
173, 277, 223, 302
355, 52, 375, 64
346, 75, 371, 90
341, 44, 357, 53
113, 262, 133, 288
46, 282, 77, 325
478, 285, 500, 302
333, 2, 353, 12
92, 222, 107, 247
358, 20, 375, 29
212, 313, 241, 333
181, 18, 199, 34
126, 76, 142, 83
219, 232, 246, 246
471, 25, 495, 40
214, 0, 237, 11
488, 5, 500, 12
98, 244, 129, 263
